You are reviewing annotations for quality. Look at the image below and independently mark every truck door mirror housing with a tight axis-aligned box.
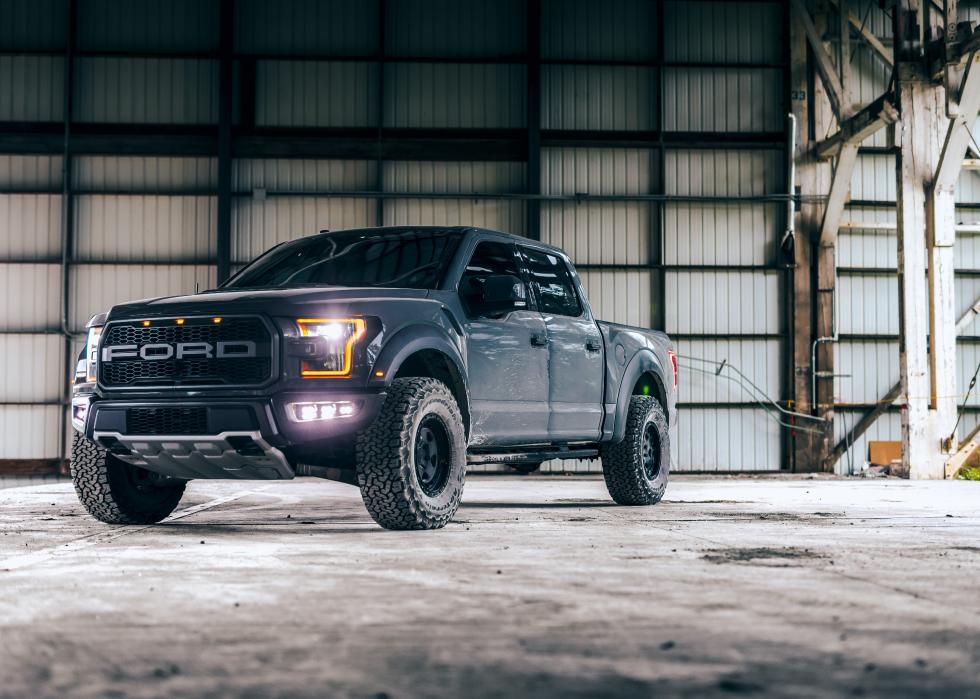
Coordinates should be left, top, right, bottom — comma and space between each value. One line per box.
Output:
480, 274, 527, 313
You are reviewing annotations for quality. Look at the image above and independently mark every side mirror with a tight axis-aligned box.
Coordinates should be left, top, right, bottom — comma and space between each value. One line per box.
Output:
480, 274, 527, 313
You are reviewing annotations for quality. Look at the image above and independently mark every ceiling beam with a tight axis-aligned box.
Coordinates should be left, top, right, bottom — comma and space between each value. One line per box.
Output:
814, 91, 899, 159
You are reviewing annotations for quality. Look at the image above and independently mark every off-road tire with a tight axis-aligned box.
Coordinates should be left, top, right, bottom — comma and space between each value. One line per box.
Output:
70, 431, 186, 524
355, 377, 466, 530
600, 396, 669, 505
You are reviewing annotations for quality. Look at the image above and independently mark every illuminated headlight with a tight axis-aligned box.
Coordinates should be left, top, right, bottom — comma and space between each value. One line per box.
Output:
85, 326, 103, 383
296, 318, 366, 378
288, 401, 358, 422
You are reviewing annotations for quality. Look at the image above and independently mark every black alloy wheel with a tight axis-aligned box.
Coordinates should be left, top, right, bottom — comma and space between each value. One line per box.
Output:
641, 422, 661, 481
415, 415, 451, 497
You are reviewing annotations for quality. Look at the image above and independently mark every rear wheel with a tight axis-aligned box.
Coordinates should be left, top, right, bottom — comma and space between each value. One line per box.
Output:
355, 377, 466, 530
600, 396, 669, 505
70, 432, 186, 524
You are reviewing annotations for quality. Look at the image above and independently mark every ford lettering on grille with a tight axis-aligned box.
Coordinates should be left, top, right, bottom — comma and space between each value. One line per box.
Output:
98, 317, 273, 388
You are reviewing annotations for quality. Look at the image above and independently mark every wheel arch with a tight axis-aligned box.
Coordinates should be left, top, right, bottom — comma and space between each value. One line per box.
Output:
371, 326, 470, 437
611, 349, 669, 443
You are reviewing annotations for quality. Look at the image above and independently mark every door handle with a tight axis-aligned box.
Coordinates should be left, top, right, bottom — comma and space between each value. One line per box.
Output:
530, 333, 549, 347
585, 338, 601, 353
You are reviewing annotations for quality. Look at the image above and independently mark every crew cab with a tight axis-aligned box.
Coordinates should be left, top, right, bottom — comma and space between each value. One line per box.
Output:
70, 226, 678, 530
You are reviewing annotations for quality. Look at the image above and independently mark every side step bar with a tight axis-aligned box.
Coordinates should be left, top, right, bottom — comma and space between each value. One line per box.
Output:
467, 448, 599, 466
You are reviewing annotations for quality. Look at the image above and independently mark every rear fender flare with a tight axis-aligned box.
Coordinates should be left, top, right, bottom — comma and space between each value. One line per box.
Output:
610, 349, 668, 443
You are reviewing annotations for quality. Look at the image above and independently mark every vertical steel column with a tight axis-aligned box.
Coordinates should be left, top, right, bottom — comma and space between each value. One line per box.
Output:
652, 0, 666, 330
525, 0, 541, 241
58, 0, 78, 465
376, 0, 386, 227
216, 0, 234, 284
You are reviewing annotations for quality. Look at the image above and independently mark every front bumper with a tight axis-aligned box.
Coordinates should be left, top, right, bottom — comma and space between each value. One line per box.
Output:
77, 390, 386, 480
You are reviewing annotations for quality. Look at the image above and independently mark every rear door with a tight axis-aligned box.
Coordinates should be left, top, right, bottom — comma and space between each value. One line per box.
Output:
519, 246, 604, 441
459, 241, 550, 445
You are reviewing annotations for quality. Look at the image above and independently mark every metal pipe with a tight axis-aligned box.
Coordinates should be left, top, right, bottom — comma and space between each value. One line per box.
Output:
781, 113, 796, 255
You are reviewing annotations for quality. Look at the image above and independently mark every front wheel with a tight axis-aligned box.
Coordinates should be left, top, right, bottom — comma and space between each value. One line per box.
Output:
355, 377, 466, 530
70, 432, 186, 524
600, 396, 670, 505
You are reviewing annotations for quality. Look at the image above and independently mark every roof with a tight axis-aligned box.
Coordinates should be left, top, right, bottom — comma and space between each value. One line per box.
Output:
307, 225, 568, 255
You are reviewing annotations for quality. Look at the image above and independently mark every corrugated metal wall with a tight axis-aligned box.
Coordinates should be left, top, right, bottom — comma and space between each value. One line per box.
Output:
0, 0, 789, 471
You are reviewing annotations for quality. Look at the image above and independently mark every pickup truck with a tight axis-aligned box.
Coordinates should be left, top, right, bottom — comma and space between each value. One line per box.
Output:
70, 226, 678, 530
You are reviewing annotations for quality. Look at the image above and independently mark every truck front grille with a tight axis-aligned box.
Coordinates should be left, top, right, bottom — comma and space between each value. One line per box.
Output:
99, 317, 274, 388
127, 407, 208, 435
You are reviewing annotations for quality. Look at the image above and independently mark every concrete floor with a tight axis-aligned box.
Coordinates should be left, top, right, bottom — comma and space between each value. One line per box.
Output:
1, 475, 978, 699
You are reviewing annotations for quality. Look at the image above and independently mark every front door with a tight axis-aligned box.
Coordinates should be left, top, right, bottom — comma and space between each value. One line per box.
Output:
520, 246, 604, 441
460, 241, 550, 445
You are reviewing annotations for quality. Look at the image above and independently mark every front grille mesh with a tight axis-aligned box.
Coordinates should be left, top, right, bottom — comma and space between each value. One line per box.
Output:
127, 407, 208, 435
100, 317, 272, 388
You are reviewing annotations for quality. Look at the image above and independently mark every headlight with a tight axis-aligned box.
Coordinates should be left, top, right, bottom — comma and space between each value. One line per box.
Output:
85, 326, 103, 383
296, 318, 366, 378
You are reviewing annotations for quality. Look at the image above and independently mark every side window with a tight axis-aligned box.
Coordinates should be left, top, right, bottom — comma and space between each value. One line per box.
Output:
459, 241, 523, 317
520, 247, 582, 317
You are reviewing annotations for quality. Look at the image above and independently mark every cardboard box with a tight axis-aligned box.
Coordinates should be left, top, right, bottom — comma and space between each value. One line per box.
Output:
868, 441, 902, 467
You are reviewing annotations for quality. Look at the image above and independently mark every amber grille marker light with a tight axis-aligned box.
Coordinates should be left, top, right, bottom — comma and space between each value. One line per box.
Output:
297, 318, 366, 378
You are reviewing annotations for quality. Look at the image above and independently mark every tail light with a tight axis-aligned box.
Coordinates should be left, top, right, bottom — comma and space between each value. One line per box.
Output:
668, 349, 678, 390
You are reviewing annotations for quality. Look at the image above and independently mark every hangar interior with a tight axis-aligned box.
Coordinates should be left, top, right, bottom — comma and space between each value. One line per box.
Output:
1, 0, 979, 478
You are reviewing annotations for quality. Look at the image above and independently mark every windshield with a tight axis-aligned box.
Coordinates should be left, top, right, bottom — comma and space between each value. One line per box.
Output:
223, 228, 464, 290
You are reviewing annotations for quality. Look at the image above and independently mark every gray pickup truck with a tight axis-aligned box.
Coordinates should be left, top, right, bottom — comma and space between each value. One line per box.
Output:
70, 226, 677, 530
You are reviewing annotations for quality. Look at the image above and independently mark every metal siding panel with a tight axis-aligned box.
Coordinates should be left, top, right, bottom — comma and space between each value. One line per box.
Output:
0, 155, 63, 189
384, 63, 525, 129
543, 147, 653, 195
541, 65, 655, 131
0, 0, 67, 49
837, 208, 896, 268
232, 197, 376, 263
76, 0, 219, 52
666, 150, 781, 196
0, 405, 62, 459
663, 68, 782, 132
576, 270, 651, 327
0, 194, 62, 260
73, 58, 218, 124
674, 338, 780, 403
0, 264, 60, 331
383, 199, 525, 235
384, 161, 525, 194
835, 340, 898, 405
0, 56, 64, 122
74, 156, 218, 191
255, 61, 378, 128
235, 0, 378, 56
0, 334, 64, 403
69, 264, 216, 332
676, 407, 781, 471
385, 0, 525, 58
665, 203, 774, 266
542, 202, 651, 265
666, 271, 779, 334
664, 1, 780, 63
851, 154, 895, 201
837, 275, 897, 335
234, 158, 376, 191
541, 0, 656, 62
74, 195, 217, 262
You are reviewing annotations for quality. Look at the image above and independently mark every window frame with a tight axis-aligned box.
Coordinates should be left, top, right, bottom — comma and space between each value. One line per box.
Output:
517, 244, 584, 319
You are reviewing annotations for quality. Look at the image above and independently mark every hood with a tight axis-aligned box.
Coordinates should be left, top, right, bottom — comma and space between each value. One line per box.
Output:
105, 286, 431, 321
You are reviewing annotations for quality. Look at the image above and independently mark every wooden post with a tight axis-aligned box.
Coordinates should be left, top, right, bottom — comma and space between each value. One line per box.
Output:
790, 2, 833, 471
895, 60, 952, 479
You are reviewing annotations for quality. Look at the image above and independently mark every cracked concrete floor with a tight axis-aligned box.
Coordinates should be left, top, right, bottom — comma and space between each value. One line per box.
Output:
1, 475, 978, 699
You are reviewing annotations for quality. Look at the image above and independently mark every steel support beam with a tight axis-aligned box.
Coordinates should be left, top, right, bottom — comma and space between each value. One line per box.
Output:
526, 0, 541, 241
216, 0, 234, 284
